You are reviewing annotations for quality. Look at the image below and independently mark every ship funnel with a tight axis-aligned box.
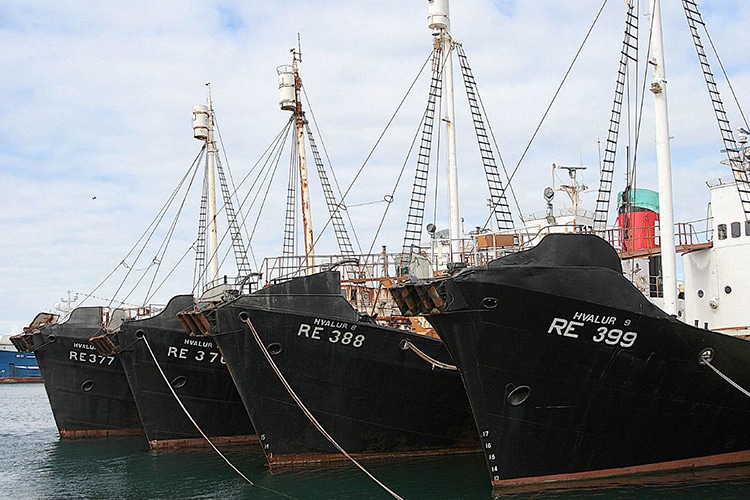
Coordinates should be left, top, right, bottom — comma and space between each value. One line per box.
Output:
192, 105, 209, 141
427, 0, 450, 31
277, 65, 296, 111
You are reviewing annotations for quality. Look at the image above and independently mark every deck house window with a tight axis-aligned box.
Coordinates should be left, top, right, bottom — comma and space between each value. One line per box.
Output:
731, 222, 741, 238
718, 223, 727, 240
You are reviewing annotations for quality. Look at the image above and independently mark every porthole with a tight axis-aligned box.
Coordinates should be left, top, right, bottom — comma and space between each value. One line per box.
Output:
267, 342, 283, 355
725, 286, 732, 295
697, 290, 704, 298
507, 385, 531, 407
171, 375, 187, 389
481, 297, 499, 309
81, 380, 95, 392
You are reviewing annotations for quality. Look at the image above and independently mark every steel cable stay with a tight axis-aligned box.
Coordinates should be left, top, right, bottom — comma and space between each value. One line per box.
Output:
237, 120, 295, 270
681, 0, 750, 221
592, 1, 639, 233
282, 145, 299, 269
454, 42, 514, 231
135, 158, 205, 306
275, 57, 434, 281
310, 53, 434, 268
698, 28, 748, 131
240, 316, 404, 500
207, 119, 293, 273
214, 154, 253, 278
139, 334, 297, 499
80, 148, 205, 314
84, 102, 278, 321
301, 85, 365, 256
214, 110, 256, 266
399, 46, 443, 273
458, 47, 523, 229
304, 123, 356, 259
120, 151, 204, 303
193, 121, 288, 290
478, 0, 610, 234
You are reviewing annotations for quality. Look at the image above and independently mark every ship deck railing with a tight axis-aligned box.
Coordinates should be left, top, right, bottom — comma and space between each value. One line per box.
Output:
603, 217, 713, 258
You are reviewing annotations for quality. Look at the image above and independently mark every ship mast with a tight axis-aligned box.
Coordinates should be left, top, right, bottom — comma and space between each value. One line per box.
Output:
192, 84, 221, 282
648, 0, 678, 315
292, 49, 315, 273
277, 48, 315, 274
428, 0, 461, 264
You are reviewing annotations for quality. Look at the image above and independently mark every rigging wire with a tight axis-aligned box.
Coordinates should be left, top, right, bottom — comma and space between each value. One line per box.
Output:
272, 52, 434, 280
82, 148, 204, 312
140, 334, 295, 499
480, 0, 611, 232
301, 85, 364, 255
242, 317, 403, 500
700, 16, 749, 130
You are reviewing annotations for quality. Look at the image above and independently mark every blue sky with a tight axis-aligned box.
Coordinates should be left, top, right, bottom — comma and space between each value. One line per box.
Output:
1, 0, 748, 333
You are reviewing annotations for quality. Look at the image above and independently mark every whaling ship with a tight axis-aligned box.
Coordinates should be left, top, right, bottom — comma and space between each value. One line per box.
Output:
90, 89, 256, 449
12, 306, 143, 438
178, 42, 481, 466
393, 0, 750, 490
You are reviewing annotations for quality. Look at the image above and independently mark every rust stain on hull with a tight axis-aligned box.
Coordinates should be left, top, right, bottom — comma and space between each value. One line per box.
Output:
0, 377, 43, 383
493, 450, 750, 492
148, 434, 258, 451
60, 428, 144, 439
267, 446, 482, 469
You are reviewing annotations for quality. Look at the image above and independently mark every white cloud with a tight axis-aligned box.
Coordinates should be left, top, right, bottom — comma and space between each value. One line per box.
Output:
1, 0, 748, 332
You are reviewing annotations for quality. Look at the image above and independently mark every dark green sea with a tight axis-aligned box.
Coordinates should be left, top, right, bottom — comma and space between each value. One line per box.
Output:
2, 383, 750, 499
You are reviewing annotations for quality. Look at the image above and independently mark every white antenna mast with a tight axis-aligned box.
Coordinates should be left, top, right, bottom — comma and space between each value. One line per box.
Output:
428, 0, 461, 264
649, 0, 678, 315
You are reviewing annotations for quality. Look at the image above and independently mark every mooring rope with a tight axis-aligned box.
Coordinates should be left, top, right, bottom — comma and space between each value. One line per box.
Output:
140, 334, 295, 499
703, 358, 750, 398
400, 339, 457, 371
241, 317, 404, 500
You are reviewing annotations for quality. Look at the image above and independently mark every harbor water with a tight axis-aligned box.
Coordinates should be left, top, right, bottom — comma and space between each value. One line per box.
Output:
2, 383, 750, 499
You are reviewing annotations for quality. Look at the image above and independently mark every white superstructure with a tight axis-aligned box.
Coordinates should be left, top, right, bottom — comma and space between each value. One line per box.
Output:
683, 178, 750, 335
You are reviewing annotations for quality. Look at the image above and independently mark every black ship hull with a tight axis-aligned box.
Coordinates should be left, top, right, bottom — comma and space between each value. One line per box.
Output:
204, 271, 480, 465
101, 295, 256, 449
25, 307, 143, 438
393, 234, 750, 488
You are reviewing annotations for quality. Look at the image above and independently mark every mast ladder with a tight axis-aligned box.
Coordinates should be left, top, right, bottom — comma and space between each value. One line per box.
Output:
215, 157, 253, 278
195, 149, 209, 284
454, 43, 513, 230
682, 0, 750, 220
400, 47, 442, 271
282, 129, 298, 263
305, 124, 356, 258
593, 3, 638, 233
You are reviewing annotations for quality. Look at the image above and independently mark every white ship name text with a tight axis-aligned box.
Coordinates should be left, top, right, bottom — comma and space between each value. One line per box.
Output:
548, 315, 638, 348
297, 322, 365, 348
572, 311, 617, 325
167, 346, 225, 364
72, 342, 96, 350
69, 350, 115, 365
